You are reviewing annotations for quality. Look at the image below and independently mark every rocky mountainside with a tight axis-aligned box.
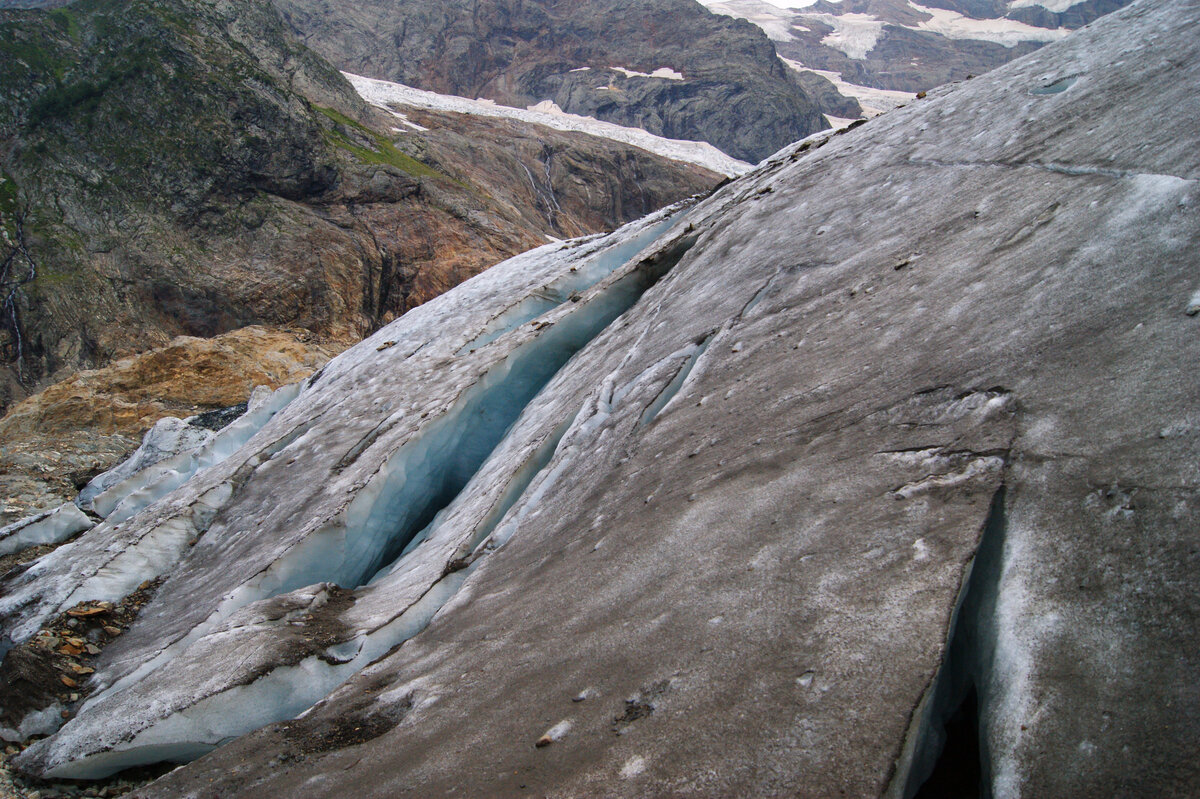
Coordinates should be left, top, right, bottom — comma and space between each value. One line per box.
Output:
270, 0, 840, 163
0, 0, 726, 533
0, 0, 1195, 794
0, 0, 721, 417
703, 0, 1134, 115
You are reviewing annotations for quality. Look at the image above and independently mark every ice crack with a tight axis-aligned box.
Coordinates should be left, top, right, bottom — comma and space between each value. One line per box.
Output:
889, 486, 1009, 798
906, 156, 1195, 184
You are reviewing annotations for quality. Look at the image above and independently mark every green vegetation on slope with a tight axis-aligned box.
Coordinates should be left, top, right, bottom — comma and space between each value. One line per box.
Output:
315, 106, 447, 181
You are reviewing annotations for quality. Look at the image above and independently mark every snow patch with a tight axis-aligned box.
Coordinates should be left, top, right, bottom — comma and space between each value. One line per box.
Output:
822, 115, 860, 130
380, 106, 429, 132
910, 3, 1069, 46
698, 0, 815, 41
781, 59, 915, 116
609, 66, 684, 81
803, 12, 885, 59
344, 73, 752, 177
527, 99, 565, 115
1007, 0, 1080, 13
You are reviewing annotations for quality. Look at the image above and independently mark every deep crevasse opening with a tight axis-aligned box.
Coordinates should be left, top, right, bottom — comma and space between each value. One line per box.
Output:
895, 487, 1007, 799
372, 407, 579, 584
456, 216, 678, 356
230, 252, 682, 604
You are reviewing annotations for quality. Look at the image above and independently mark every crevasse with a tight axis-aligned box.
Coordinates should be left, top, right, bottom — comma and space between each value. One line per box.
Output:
37, 218, 701, 779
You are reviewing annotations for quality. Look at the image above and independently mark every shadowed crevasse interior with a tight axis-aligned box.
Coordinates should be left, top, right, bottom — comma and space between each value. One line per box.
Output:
899, 487, 1008, 798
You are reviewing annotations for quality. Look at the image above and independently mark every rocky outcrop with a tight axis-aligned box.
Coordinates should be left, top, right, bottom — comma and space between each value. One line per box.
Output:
0, 0, 721, 418
0, 326, 338, 526
2, 0, 1197, 793
271, 0, 833, 162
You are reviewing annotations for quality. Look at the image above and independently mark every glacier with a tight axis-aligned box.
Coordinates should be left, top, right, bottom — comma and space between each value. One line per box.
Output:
2, 0, 1198, 795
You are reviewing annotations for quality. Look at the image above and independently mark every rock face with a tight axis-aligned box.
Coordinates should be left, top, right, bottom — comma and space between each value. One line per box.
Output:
271, 0, 833, 162
3, 0, 1199, 794
0, 0, 721, 416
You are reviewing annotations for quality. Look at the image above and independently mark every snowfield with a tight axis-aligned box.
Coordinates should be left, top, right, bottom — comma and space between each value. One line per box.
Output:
805, 11, 887, 59
703, 0, 1073, 60
910, 3, 1069, 46
781, 58, 916, 116
344, 73, 753, 177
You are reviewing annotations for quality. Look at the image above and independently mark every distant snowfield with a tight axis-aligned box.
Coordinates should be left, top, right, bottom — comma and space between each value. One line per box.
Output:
344, 73, 752, 177
910, 3, 1069, 46
702, 0, 1071, 60
781, 58, 915, 116
568, 66, 685, 80
821, 115, 860, 130
699, 0, 804, 41
609, 66, 685, 80
742, 0, 820, 9
1007, 0, 1081, 12
805, 12, 886, 59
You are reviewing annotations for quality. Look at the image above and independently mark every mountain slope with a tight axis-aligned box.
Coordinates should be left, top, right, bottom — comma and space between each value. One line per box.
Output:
270, 0, 836, 162
0, 0, 721, 420
2, 0, 1196, 793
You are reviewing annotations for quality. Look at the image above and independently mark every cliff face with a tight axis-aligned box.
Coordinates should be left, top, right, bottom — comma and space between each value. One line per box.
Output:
0, 0, 721, 418
271, 0, 832, 162
2, 0, 1196, 793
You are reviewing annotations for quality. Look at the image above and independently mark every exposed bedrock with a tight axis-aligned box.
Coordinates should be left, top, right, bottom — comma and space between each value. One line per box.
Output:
5, 0, 1200, 794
